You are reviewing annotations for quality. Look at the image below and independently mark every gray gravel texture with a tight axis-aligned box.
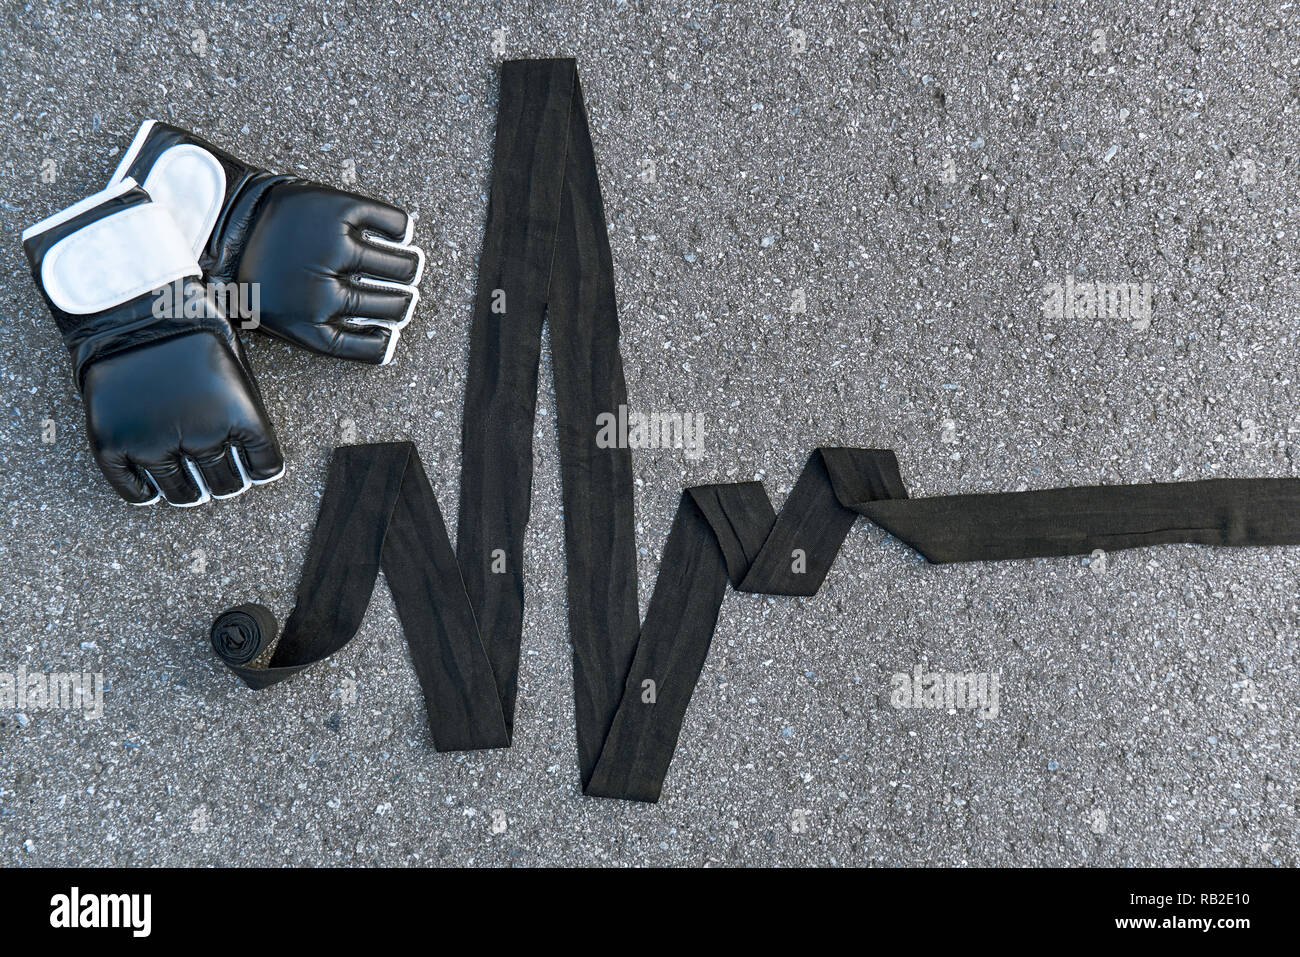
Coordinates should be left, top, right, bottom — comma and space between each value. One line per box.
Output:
1, 0, 1298, 867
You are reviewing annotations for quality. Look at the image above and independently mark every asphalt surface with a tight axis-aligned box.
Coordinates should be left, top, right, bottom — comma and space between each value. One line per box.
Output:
1, 1, 1297, 866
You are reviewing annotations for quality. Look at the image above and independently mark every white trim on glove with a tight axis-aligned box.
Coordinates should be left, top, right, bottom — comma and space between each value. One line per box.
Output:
108, 119, 157, 186
22, 176, 138, 242
349, 213, 426, 365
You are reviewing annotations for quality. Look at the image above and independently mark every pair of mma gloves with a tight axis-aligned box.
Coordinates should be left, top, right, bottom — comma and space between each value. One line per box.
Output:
22, 121, 425, 506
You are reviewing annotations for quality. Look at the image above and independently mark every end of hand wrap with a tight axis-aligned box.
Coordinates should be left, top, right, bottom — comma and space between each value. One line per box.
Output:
210, 603, 278, 671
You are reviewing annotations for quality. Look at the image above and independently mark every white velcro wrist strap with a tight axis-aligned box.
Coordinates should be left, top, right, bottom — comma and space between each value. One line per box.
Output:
109, 122, 228, 258
40, 197, 198, 315
136, 144, 226, 258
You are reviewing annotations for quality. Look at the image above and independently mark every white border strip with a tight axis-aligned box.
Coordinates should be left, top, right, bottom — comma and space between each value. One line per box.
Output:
108, 119, 159, 186
135, 450, 286, 507
22, 177, 139, 242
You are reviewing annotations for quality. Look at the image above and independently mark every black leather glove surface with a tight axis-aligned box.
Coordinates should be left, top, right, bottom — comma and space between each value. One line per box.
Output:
23, 178, 285, 505
109, 120, 425, 365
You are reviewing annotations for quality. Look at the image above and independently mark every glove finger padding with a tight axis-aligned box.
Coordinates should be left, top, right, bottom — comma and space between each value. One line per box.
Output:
230, 422, 287, 482
110, 119, 425, 366
288, 323, 395, 365
351, 197, 426, 285
137, 453, 206, 507
23, 179, 285, 507
351, 233, 423, 285
343, 286, 416, 325
193, 446, 245, 498
97, 450, 159, 506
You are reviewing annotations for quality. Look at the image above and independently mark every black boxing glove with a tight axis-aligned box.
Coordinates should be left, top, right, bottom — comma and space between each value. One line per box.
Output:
108, 120, 425, 365
23, 178, 285, 506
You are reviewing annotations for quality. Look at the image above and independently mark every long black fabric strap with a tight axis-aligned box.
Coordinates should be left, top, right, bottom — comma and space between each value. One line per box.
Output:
210, 58, 1300, 803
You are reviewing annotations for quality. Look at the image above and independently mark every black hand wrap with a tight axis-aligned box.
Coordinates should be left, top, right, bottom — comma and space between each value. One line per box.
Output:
206, 58, 1300, 802
210, 604, 278, 668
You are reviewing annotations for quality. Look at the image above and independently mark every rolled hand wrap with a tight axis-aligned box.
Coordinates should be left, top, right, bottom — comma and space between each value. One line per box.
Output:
210, 603, 278, 667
